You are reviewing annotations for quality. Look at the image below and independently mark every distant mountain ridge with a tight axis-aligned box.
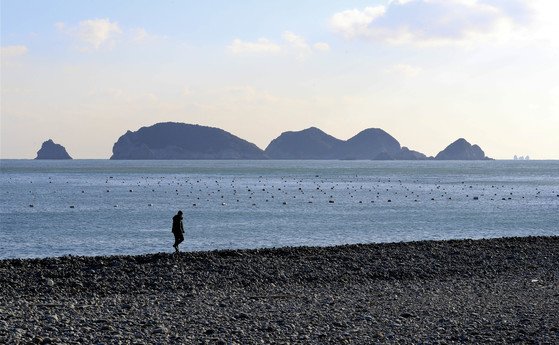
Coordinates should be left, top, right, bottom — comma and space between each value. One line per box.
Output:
107, 122, 492, 160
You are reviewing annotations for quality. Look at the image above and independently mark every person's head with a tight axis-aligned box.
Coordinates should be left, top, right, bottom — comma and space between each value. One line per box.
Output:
177, 210, 183, 218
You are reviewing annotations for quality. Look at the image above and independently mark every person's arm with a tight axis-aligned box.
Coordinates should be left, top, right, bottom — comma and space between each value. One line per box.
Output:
181, 221, 184, 233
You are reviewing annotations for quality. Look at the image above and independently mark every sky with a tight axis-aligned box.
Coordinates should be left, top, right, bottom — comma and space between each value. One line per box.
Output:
1, 0, 558, 159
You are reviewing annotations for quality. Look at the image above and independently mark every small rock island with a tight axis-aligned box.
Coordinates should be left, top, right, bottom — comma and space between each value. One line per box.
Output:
435, 138, 492, 160
35, 139, 72, 160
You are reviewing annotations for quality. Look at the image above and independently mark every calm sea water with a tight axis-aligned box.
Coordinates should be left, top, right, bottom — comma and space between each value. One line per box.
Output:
1, 160, 558, 259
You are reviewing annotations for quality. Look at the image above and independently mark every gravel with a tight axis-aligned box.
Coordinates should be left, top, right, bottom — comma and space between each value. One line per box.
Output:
1, 236, 558, 344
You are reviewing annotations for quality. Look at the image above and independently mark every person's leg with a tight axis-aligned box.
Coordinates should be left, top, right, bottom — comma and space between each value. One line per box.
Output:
173, 234, 180, 250
173, 233, 184, 252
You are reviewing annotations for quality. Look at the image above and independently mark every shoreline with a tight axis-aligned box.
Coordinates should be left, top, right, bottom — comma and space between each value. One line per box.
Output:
1, 236, 558, 343
1, 234, 556, 262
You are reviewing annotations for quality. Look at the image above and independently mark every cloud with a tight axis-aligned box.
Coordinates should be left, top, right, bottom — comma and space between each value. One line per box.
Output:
313, 42, 331, 51
528, 0, 559, 47
228, 38, 282, 55
1, 45, 28, 59
282, 31, 312, 58
129, 27, 163, 43
228, 32, 330, 58
56, 19, 160, 51
131, 27, 150, 42
56, 18, 122, 50
330, 6, 386, 39
330, 0, 534, 46
386, 63, 422, 77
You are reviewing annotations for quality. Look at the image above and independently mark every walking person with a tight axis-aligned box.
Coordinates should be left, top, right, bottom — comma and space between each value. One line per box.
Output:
172, 210, 185, 253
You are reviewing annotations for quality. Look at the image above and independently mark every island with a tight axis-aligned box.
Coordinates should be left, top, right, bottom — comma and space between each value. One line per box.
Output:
265, 127, 427, 160
35, 139, 72, 160
110, 122, 266, 159
108, 122, 494, 160
435, 138, 492, 160
264, 127, 343, 159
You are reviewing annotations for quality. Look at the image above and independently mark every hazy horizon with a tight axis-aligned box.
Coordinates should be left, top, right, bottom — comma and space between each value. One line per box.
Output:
2, 1, 558, 159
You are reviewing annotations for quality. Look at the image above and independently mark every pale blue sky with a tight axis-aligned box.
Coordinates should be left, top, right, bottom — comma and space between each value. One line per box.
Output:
2, 0, 558, 158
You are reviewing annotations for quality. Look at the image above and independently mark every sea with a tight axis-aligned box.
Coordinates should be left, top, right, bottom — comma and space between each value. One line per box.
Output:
1, 160, 558, 259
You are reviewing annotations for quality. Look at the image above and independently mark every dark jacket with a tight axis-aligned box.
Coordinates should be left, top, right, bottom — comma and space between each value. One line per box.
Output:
172, 214, 184, 234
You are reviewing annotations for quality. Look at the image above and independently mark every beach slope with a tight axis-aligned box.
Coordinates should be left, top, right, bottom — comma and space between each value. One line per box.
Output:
1, 236, 558, 343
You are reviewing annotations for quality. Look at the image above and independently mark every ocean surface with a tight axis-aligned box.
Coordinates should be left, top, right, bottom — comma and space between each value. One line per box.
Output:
1, 160, 558, 259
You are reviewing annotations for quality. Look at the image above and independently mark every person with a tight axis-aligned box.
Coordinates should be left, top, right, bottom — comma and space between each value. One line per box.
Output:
172, 210, 185, 253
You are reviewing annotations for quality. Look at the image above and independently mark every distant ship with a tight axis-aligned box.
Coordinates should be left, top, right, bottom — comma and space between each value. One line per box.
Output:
513, 155, 530, 160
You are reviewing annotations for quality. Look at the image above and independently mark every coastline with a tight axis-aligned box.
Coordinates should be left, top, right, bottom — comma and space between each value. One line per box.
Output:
1, 236, 558, 343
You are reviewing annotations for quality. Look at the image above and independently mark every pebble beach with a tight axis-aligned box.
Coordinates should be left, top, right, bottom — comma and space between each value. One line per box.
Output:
1, 236, 558, 344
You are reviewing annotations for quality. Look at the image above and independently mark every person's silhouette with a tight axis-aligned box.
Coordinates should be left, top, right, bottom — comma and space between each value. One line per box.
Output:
172, 210, 184, 253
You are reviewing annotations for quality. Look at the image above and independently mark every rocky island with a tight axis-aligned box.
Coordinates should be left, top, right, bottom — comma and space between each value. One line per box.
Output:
35, 139, 72, 160
110, 122, 266, 159
264, 127, 343, 159
435, 138, 492, 160
340, 128, 426, 160
265, 127, 426, 160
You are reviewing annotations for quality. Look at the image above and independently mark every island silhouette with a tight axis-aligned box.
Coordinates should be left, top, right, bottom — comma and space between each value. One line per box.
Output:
37, 122, 493, 160
35, 139, 73, 160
